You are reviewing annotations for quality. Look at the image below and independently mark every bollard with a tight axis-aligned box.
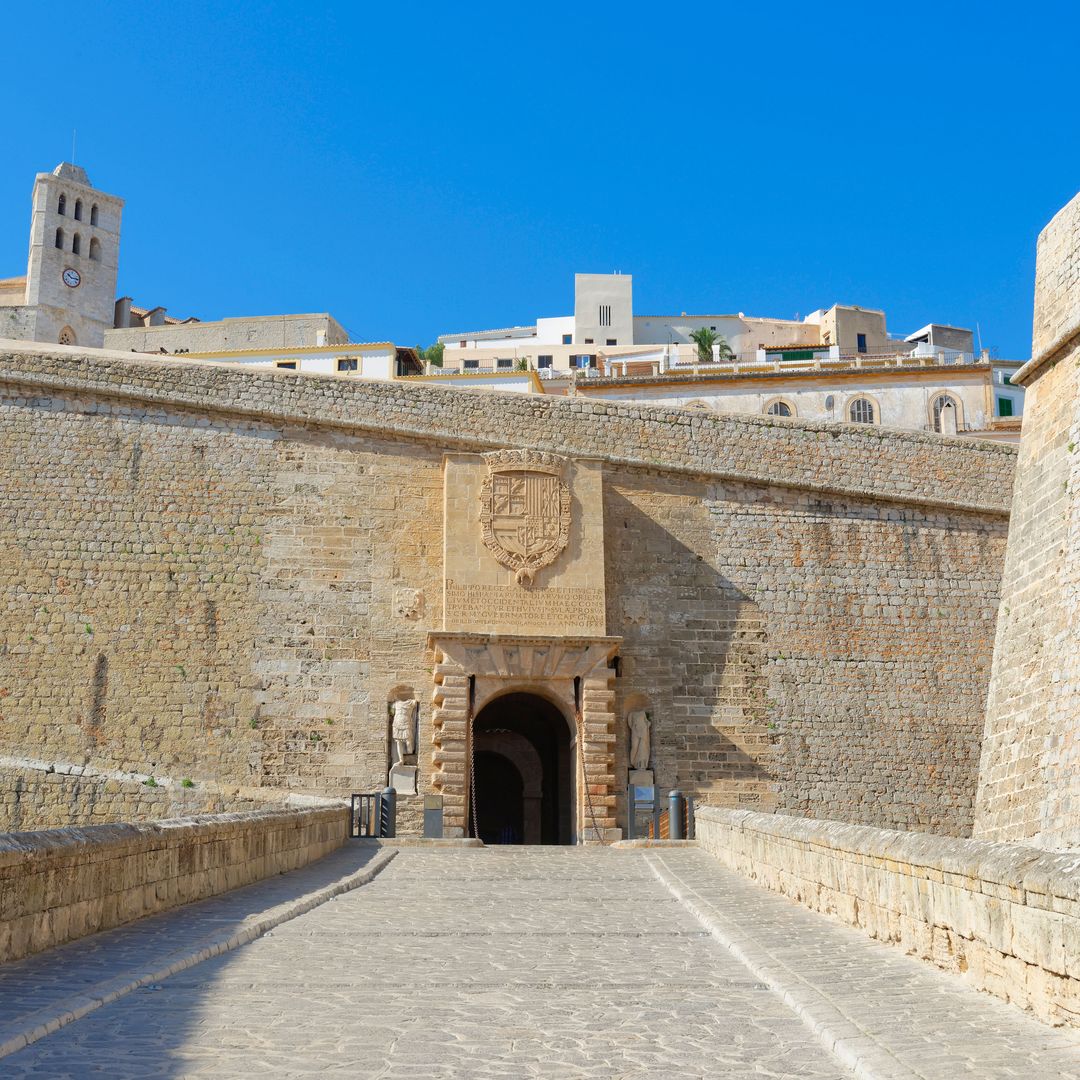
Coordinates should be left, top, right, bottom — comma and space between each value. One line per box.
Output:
669, 790, 684, 841
379, 786, 397, 838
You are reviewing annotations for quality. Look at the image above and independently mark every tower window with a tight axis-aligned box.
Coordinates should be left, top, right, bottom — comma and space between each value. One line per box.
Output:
72, 233, 81, 255
54, 227, 64, 249
90, 204, 99, 226
74, 199, 83, 221
89, 237, 102, 262
58, 194, 66, 216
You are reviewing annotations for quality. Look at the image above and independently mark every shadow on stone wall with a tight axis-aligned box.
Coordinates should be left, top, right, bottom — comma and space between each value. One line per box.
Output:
604, 487, 774, 828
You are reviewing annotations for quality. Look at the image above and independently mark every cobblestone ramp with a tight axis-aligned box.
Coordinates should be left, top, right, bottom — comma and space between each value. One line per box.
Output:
1, 847, 1078, 1078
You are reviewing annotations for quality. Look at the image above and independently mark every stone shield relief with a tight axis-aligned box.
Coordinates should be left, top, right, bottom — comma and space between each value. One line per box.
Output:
479, 449, 571, 586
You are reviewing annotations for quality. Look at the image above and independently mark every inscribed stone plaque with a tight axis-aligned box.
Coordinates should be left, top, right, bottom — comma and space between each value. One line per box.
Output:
443, 452, 607, 636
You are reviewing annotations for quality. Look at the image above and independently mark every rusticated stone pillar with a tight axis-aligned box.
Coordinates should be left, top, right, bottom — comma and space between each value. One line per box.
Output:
430, 653, 470, 837
579, 661, 618, 843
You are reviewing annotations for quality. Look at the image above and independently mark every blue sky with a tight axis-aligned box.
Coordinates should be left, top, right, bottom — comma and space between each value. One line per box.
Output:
2, 1, 1078, 358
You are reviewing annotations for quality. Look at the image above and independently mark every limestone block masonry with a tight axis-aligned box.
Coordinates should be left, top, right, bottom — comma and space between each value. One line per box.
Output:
696, 806, 1080, 1027
0, 345, 1016, 838
975, 190, 1080, 850
0, 806, 349, 964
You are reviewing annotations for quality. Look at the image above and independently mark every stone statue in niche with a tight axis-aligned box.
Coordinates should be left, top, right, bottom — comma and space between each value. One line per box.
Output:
627, 709, 651, 771
391, 699, 418, 764
388, 698, 419, 795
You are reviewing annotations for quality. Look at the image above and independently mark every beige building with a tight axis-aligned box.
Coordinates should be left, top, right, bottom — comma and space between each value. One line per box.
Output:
0, 163, 123, 348
569, 353, 1024, 440
436, 271, 986, 375
106, 307, 350, 353
427, 271, 1024, 436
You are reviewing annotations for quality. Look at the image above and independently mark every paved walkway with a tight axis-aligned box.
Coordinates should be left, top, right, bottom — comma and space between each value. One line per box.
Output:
0, 846, 1077, 1078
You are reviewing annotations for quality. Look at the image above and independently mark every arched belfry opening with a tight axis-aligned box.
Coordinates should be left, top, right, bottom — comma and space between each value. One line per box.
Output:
470, 692, 574, 844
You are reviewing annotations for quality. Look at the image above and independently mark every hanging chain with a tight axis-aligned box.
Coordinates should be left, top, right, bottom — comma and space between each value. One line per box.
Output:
468, 682, 479, 840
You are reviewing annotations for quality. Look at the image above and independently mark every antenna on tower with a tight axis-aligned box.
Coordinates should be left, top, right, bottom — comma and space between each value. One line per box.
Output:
71, 128, 77, 164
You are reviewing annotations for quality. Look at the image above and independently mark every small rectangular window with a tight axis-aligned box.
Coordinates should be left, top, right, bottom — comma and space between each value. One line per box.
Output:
464, 359, 479, 370
537, 355, 553, 369
584, 338, 594, 344
1002, 373, 1012, 385
459, 340, 467, 347
606, 339, 617, 346
856, 333, 867, 353
496, 358, 512, 369
562, 334, 572, 345
998, 396, 1014, 417
276, 361, 296, 369
337, 357, 358, 372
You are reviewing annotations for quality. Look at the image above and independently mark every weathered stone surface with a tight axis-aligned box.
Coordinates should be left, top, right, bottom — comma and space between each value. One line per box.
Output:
696, 805, 1080, 1027
0, 345, 1014, 836
975, 189, 1080, 851
3, 847, 1079, 1077
0, 806, 349, 963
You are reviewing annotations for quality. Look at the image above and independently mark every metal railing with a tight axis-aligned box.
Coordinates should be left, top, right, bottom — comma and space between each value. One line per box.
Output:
625, 788, 695, 841
350, 788, 397, 838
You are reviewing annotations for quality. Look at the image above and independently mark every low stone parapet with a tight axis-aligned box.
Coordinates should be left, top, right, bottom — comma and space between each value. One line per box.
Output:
696, 806, 1080, 1026
0, 806, 349, 964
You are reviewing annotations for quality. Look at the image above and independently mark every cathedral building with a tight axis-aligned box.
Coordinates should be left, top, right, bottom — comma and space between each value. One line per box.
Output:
0, 163, 122, 348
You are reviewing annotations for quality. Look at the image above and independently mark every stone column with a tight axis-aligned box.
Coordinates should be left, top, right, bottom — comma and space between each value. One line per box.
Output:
431, 654, 470, 837
579, 662, 619, 843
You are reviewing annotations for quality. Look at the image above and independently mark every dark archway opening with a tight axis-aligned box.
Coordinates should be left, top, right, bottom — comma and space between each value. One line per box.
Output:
470, 692, 574, 845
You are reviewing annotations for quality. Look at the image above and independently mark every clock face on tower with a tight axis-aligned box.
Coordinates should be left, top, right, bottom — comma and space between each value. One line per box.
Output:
62, 268, 81, 288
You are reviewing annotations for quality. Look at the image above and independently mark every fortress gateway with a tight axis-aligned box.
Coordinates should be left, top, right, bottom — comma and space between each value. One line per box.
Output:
0, 342, 1015, 843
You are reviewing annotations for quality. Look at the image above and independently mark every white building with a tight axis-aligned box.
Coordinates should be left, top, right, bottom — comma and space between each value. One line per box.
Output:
436, 273, 927, 374
422, 271, 1026, 439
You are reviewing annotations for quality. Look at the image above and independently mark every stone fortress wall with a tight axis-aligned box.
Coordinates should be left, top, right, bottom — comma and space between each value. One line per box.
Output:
0, 344, 1016, 837
975, 191, 1080, 851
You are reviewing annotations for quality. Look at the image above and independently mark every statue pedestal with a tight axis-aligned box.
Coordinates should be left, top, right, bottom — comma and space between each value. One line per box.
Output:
628, 769, 654, 788
389, 763, 417, 795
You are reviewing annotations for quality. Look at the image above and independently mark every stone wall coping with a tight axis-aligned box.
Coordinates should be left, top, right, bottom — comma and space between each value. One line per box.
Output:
0, 807, 346, 871
0, 345, 1014, 516
696, 807, 1080, 901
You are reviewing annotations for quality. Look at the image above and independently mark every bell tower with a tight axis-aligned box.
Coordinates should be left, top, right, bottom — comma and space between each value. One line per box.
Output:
23, 163, 123, 348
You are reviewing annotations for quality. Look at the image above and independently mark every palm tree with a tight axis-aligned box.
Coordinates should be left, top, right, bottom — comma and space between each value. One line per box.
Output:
688, 327, 732, 363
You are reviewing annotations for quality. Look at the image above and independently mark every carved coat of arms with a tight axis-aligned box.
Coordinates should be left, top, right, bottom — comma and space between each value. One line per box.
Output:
479, 449, 571, 586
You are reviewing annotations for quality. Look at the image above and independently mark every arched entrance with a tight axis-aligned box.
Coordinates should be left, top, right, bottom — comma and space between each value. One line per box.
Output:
470, 692, 574, 845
